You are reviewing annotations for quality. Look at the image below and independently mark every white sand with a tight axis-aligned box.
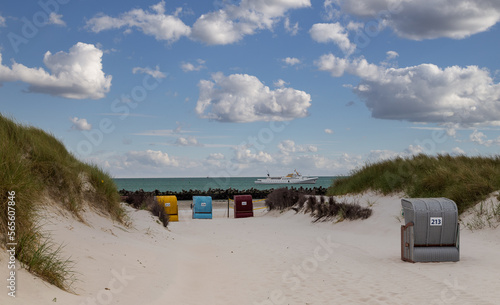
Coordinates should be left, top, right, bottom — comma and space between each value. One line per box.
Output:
2, 193, 500, 305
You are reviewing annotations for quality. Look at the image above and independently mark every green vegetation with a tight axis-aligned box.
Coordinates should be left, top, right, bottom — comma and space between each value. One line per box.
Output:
327, 154, 500, 214
16, 227, 76, 291
0, 114, 125, 291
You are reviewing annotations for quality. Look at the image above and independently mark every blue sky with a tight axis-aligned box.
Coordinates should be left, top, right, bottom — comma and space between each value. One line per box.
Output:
1, 0, 500, 178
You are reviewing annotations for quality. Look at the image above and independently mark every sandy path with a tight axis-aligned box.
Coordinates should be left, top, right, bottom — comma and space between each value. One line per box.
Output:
2, 193, 499, 304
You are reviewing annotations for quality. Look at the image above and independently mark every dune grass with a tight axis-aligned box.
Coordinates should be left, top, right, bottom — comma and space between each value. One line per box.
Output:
464, 199, 500, 231
327, 154, 500, 214
122, 192, 170, 227
144, 196, 170, 227
16, 227, 76, 291
0, 114, 125, 291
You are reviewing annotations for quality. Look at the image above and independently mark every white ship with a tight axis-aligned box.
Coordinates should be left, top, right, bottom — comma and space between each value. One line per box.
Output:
255, 170, 318, 184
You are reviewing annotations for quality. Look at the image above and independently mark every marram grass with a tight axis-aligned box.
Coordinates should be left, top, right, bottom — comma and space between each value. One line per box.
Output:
0, 114, 125, 291
16, 226, 76, 291
327, 154, 500, 214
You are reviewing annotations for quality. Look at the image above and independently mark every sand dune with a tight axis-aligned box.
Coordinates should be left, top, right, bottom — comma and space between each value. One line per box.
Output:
2, 193, 499, 305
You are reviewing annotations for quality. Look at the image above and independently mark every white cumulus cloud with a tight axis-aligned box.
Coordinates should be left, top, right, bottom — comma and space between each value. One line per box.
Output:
365, 149, 399, 163
278, 140, 318, 155
0, 42, 112, 99
282, 57, 301, 66
335, 0, 500, 40
386, 50, 399, 60
190, 10, 247, 45
191, 0, 311, 45
196, 72, 311, 123
86, 1, 191, 43
284, 17, 299, 35
469, 130, 500, 146
274, 79, 288, 87
324, 128, 334, 134
175, 136, 201, 146
366, 145, 425, 164
323, 0, 339, 21
309, 23, 355, 56
132, 65, 166, 79
316, 54, 500, 126
126, 149, 179, 167
346, 21, 363, 31
49, 12, 66, 26
315, 53, 379, 79
451, 147, 465, 155
278, 140, 297, 155
403, 145, 424, 155
70, 117, 92, 131
233, 145, 273, 163
308, 145, 318, 152
208, 153, 225, 160
181, 59, 206, 72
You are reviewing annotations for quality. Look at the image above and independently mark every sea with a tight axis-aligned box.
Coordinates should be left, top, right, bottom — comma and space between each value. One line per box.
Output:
113, 176, 340, 192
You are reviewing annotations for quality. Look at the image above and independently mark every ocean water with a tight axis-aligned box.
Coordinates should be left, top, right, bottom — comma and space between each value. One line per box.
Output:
113, 176, 339, 192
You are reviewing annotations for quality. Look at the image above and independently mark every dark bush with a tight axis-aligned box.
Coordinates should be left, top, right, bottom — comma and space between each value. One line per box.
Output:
265, 189, 373, 222
123, 190, 148, 209
265, 188, 300, 210
343, 203, 372, 220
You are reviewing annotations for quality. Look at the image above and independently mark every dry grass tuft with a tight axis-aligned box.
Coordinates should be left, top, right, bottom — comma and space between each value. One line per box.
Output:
265, 189, 372, 222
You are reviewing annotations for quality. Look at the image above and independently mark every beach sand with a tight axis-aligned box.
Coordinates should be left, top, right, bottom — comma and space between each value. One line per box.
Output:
2, 192, 499, 304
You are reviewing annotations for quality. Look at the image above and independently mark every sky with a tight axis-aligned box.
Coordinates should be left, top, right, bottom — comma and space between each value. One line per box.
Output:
1, 0, 500, 178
